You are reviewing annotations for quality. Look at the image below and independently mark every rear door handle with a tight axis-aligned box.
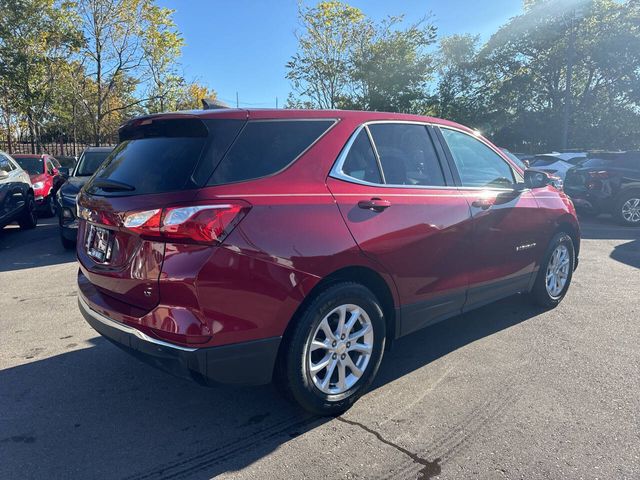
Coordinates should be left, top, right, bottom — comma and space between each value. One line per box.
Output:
358, 198, 391, 212
471, 198, 493, 210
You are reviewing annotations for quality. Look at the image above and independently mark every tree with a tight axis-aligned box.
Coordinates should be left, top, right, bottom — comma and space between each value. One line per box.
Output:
286, 1, 366, 108
347, 16, 437, 112
0, 0, 80, 152
477, 0, 640, 151
76, 0, 181, 144
141, 4, 185, 113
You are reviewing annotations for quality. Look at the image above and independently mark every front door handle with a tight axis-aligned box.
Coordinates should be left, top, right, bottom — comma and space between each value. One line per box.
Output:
471, 198, 493, 210
358, 198, 391, 212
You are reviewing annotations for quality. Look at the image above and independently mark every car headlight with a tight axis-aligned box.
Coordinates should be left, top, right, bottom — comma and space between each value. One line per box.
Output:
32, 181, 44, 190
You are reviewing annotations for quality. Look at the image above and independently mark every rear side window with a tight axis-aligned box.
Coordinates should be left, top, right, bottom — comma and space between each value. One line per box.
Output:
368, 124, 445, 186
341, 130, 382, 184
208, 120, 334, 185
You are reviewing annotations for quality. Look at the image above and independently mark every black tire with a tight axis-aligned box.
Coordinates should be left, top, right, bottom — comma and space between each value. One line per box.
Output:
614, 191, 640, 227
42, 195, 56, 218
530, 232, 575, 308
276, 282, 386, 416
17, 194, 37, 230
60, 232, 76, 250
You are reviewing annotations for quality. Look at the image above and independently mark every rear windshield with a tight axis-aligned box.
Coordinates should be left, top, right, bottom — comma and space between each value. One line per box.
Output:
85, 118, 242, 196
76, 151, 111, 176
15, 157, 43, 176
207, 120, 334, 185
580, 154, 639, 169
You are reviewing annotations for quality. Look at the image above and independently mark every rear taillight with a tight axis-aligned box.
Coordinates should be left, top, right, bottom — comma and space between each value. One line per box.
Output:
586, 170, 610, 190
123, 202, 249, 244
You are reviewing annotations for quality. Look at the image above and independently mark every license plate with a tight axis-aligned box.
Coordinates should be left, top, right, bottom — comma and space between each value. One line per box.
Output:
85, 224, 113, 263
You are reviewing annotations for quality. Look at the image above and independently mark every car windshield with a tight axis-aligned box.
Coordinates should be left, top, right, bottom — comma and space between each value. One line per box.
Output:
500, 148, 527, 170
14, 157, 43, 175
76, 151, 111, 176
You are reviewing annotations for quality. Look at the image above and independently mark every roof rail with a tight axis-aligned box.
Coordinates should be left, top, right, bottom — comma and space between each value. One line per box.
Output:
201, 98, 230, 110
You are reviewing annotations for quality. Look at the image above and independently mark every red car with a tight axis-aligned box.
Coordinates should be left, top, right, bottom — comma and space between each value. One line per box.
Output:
13, 153, 64, 216
77, 109, 580, 415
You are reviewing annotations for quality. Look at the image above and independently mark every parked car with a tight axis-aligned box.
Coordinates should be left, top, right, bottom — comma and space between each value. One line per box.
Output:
0, 150, 37, 231
76, 109, 580, 415
564, 151, 640, 225
12, 153, 64, 217
55, 155, 78, 169
528, 152, 587, 181
57, 146, 113, 249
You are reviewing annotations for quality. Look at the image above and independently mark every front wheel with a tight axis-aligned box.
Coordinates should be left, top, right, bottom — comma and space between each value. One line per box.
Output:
17, 194, 37, 230
530, 233, 575, 308
277, 282, 386, 416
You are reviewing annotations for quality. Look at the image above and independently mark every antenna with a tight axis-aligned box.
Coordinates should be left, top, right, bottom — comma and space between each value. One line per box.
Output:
201, 98, 230, 110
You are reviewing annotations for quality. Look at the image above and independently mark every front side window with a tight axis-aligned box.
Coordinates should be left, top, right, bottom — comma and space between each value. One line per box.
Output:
0, 154, 12, 172
341, 130, 382, 184
368, 124, 445, 187
441, 128, 515, 188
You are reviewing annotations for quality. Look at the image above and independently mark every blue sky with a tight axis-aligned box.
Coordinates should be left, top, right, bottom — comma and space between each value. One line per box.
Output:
158, 0, 523, 107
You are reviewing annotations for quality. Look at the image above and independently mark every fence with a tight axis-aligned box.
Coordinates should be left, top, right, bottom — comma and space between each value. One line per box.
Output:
0, 140, 114, 157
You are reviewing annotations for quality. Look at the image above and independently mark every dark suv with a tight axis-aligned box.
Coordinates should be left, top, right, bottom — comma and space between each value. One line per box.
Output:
57, 146, 114, 249
564, 152, 640, 226
76, 109, 580, 415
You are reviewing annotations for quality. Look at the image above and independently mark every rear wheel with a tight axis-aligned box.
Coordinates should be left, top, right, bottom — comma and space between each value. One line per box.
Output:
530, 233, 575, 308
615, 191, 640, 226
277, 282, 386, 416
17, 194, 37, 230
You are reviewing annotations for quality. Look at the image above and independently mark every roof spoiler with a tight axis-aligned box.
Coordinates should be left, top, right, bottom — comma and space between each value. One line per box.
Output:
201, 98, 230, 110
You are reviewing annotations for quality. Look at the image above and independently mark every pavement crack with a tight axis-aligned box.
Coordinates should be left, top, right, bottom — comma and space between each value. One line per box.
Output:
337, 417, 441, 479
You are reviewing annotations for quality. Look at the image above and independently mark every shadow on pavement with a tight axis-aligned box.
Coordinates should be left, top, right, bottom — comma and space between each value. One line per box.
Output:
0, 217, 76, 272
578, 215, 640, 241
609, 238, 640, 269
0, 295, 543, 480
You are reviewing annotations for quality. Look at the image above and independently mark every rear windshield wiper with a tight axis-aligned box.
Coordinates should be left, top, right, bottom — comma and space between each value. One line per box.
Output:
92, 178, 135, 192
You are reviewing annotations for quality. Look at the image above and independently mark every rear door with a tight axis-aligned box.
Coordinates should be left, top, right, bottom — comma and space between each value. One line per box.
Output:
436, 127, 548, 310
77, 116, 245, 311
327, 122, 472, 337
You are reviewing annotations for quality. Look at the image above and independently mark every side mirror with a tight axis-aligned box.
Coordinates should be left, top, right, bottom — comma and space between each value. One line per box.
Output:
58, 167, 70, 178
0, 170, 8, 180
524, 169, 552, 189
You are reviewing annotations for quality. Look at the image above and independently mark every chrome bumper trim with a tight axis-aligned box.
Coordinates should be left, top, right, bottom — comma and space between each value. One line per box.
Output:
78, 294, 198, 352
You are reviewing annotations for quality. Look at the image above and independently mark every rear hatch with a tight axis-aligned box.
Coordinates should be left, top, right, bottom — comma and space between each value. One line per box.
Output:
77, 114, 246, 311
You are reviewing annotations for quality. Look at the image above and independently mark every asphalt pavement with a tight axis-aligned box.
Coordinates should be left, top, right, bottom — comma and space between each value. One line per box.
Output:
1, 215, 639, 479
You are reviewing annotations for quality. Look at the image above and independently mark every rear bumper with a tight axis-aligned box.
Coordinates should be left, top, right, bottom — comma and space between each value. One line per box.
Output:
78, 294, 281, 386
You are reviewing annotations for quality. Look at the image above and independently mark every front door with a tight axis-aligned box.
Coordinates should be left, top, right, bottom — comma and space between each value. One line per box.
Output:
436, 127, 548, 311
327, 122, 473, 337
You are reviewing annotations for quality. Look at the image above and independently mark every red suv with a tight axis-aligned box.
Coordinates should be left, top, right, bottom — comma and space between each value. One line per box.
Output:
13, 153, 64, 216
77, 109, 580, 414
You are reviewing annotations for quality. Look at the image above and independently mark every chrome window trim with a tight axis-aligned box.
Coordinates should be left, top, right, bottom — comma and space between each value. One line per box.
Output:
438, 125, 522, 186
330, 120, 512, 191
78, 294, 198, 352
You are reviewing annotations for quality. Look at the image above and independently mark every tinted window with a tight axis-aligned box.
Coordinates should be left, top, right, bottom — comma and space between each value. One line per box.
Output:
89, 137, 206, 196
14, 157, 43, 176
0, 154, 12, 172
76, 151, 112, 176
208, 120, 334, 185
341, 130, 382, 184
441, 129, 515, 188
368, 124, 445, 186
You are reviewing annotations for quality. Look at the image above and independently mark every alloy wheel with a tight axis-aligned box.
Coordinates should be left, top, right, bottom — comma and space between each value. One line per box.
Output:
307, 304, 374, 395
621, 197, 640, 223
545, 244, 571, 298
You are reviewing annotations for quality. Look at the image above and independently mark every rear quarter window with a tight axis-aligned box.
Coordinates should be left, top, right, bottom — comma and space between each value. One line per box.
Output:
207, 120, 335, 185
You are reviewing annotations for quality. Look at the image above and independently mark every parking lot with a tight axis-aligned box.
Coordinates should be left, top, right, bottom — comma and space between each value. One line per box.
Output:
1, 215, 638, 479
